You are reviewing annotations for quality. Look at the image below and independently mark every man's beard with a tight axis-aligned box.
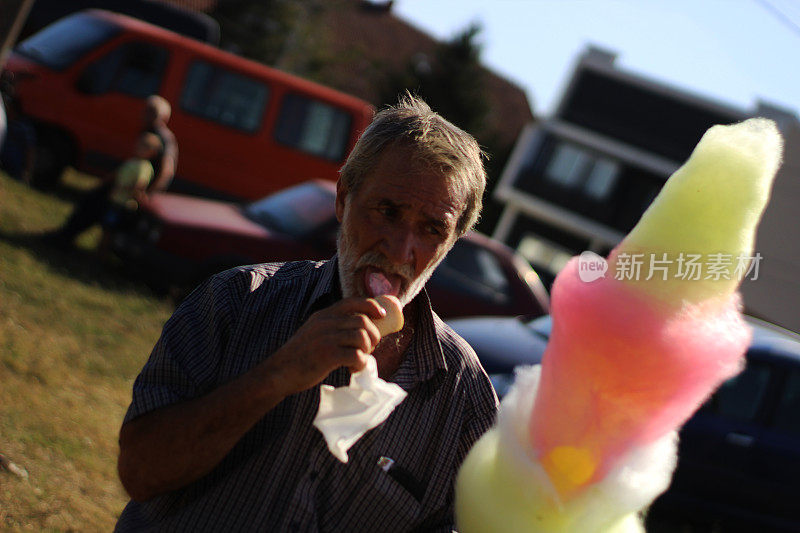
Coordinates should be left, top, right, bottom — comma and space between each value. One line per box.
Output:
337, 214, 445, 307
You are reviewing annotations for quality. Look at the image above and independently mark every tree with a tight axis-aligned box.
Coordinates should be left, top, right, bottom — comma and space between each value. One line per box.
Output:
380, 22, 489, 139
380, 23, 515, 233
211, 0, 305, 66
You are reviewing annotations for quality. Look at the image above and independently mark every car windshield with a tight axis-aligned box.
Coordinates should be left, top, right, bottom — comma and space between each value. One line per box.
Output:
243, 182, 336, 237
15, 13, 121, 70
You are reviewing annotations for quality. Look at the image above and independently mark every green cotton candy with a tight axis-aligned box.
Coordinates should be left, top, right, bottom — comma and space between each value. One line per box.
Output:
610, 118, 783, 307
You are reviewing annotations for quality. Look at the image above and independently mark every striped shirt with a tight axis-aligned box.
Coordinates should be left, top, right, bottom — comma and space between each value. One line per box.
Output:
115, 257, 498, 532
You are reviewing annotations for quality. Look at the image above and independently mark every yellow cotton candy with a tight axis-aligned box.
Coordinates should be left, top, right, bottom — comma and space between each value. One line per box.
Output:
455, 367, 674, 533
542, 446, 597, 496
611, 118, 782, 307
456, 430, 644, 533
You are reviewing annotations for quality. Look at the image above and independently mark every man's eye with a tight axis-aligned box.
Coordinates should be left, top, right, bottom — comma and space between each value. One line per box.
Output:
426, 225, 442, 236
378, 206, 397, 218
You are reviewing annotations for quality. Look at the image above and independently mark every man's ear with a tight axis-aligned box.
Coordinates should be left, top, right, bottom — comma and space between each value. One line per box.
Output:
335, 180, 348, 222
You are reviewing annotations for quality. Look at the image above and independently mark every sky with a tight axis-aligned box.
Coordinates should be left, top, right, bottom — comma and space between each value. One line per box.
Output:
393, 0, 800, 118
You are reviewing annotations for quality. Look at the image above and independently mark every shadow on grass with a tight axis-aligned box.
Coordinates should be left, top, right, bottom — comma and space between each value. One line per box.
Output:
0, 228, 165, 300
31, 169, 107, 205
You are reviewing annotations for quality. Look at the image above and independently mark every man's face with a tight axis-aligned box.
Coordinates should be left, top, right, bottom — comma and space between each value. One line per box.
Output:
336, 146, 465, 307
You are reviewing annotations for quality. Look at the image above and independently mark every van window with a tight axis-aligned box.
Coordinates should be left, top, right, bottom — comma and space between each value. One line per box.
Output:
79, 41, 169, 98
15, 13, 121, 70
180, 61, 269, 133
274, 94, 352, 161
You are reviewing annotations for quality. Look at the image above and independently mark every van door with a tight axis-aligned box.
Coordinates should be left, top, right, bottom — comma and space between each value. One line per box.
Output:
73, 39, 170, 173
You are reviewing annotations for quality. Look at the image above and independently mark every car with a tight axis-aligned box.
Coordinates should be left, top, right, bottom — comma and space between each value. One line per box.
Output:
108, 180, 550, 319
446, 313, 800, 531
6, 10, 373, 194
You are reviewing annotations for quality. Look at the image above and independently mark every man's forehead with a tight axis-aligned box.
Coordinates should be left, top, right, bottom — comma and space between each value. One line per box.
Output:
369, 147, 465, 201
377, 182, 463, 220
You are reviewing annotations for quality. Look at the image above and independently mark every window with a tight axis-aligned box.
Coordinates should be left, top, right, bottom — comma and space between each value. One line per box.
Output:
181, 61, 269, 132
545, 144, 589, 187
584, 159, 619, 199
544, 142, 619, 200
702, 362, 771, 422
15, 13, 120, 70
773, 369, 800, 436
431, 239, 512, 305
78, 41, 169, 98
275, 94, 352, 160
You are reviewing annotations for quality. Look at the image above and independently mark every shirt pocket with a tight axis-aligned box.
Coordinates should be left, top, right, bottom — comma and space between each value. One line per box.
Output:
325, 465, 422, 533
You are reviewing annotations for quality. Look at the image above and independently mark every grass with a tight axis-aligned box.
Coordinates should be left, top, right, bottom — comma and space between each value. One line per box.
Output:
0, 170, 173, 531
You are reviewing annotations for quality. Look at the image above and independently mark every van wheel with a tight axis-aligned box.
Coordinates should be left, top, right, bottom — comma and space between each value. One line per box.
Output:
31, 132, 73, 188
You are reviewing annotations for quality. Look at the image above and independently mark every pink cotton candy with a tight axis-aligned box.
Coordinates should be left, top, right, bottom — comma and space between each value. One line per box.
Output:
529, 256, 750, 491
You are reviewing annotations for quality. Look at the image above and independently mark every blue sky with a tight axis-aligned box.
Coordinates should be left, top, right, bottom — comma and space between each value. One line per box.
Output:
393, 0, 800, 118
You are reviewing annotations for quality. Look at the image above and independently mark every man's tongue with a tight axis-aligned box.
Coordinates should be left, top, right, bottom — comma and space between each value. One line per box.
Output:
365, 268, 400, 297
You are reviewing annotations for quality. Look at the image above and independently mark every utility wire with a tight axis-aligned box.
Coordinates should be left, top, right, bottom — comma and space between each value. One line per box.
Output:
753, 0, 800, 38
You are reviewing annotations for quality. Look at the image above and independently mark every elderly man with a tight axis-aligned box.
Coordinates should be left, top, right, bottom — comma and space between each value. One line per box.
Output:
115, 95, 498, 532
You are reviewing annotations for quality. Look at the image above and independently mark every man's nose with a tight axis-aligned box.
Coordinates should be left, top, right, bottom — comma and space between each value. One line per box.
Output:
382, 229, 415, 266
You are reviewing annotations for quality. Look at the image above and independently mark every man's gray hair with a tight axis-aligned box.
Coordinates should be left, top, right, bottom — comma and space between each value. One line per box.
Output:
339, 94, 486, 236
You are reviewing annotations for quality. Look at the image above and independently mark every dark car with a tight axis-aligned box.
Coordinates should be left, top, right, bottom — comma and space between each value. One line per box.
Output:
447, 313, 800, 531
109, 180, 549, 319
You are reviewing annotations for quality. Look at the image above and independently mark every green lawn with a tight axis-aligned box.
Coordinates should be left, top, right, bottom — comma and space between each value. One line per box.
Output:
0, 170, 173, 531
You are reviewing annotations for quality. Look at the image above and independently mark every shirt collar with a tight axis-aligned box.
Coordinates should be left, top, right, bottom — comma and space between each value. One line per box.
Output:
392, 288, 449, 391
302, 256, 448, 387
301, 255, 342, 322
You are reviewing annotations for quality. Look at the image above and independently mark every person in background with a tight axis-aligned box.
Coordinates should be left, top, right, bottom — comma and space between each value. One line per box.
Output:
142, 95, 178, 193
114, 94, 498, 532
104, 132, 163, 227
43, 95, 177, 247
44, 132, 162, 247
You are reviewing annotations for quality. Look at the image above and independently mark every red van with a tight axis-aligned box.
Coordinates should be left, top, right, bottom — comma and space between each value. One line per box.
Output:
4, 10, 374, 200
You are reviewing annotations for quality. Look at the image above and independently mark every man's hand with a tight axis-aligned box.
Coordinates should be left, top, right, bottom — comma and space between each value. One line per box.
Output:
265, 297, 387, 396
118, 296, 390, 501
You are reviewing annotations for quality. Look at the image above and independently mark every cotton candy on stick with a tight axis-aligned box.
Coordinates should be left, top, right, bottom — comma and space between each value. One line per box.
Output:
456, 118, 783, 532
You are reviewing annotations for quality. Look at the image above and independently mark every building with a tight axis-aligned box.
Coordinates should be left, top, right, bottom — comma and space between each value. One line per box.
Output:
492, 45, 800, 332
